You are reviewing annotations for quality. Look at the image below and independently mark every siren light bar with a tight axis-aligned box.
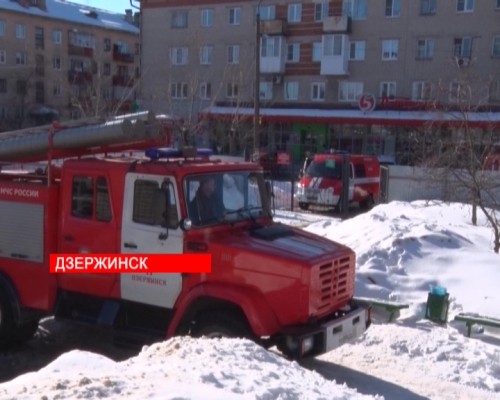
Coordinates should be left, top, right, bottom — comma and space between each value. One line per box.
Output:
145, 147, 213, 160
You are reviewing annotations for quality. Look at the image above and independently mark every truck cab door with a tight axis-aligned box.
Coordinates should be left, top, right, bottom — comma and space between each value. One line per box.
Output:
120, 173, 183, 309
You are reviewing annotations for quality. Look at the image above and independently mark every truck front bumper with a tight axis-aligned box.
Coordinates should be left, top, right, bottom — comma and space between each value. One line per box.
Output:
279, 305, 370, 359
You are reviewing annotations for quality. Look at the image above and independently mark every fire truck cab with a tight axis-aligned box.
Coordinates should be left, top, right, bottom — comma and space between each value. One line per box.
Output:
296, 153, 381, 212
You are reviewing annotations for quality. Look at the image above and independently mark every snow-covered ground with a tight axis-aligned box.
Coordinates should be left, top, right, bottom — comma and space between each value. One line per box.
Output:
1, 201, 500, 399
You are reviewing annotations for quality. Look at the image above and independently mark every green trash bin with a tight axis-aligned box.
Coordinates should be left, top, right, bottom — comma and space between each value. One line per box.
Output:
425, 286, 450, 323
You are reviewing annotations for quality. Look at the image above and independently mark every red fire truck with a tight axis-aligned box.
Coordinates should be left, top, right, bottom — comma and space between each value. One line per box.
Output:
0, 113, 370, 359
296, 153, 381, 212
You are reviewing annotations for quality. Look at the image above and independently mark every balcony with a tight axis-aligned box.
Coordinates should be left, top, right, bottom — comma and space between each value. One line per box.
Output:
68, 70, 93, 83
112, 75, 134, 87
68, 45, 94, 58
320, 35, 350, 76
259, 36, 286, 74
113, 44, 135, 63
261, 19, 286, 36
322, 16, 351, 33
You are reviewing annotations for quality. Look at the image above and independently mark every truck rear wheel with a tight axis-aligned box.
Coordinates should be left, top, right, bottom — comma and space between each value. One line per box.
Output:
192, 311, 250, 339
298, 202, 309, 211
0, 290, 16, 350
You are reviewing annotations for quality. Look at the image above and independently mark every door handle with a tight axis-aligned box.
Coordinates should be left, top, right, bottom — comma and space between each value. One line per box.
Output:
123, 242, 138, 249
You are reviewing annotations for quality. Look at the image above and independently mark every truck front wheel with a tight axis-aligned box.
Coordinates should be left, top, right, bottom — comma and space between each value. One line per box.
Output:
0, 290, 16, 350
192, 311, 250, 339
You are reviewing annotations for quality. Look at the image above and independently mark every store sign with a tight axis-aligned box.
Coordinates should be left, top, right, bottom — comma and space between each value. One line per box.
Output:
358, 94, 376, 112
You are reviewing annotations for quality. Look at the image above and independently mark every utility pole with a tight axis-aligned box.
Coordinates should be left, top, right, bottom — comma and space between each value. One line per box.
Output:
253, 1, 263, 161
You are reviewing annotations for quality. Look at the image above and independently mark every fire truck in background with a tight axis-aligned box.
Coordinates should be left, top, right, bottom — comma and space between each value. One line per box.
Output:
296, 152, 381, 213
0, 113, 370, 359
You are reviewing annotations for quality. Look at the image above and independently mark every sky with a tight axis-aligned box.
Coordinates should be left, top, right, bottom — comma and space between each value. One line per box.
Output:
67, 0, 135, 14
1, 200, 500, 399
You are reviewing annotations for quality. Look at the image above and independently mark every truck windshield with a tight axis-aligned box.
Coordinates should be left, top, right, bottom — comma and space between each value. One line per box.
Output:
306, 160, 342, 179
184, 171, 270, 226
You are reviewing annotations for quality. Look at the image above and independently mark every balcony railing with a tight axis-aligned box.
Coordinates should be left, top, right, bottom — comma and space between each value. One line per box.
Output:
322, 16, 351, 33
68, 45, 94, 58
68, 70, 93, 83
113, 51, 135, 63
261, 19, 286, 36
112, 75, 134, 87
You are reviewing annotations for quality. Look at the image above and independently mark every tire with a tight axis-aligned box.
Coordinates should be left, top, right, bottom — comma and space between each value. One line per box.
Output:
298, 202, 309, 211
192, 311, 250, 339
360, 195, 375, 210
0, 290, 16, 350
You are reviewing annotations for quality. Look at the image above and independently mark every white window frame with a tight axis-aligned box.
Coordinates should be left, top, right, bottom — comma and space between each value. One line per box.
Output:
227, 45, 240, 64
492, 37, 500, 58
261, 36, 280, 58
420, 0, 436, 15
52, 29, 62, 44
311, 82, 325, 101
258, 5, 276, 21
323, 35, 343, 56
201, 9, 214, 27
312, 42, 322, 62
16, 51, 26, 65
0, 50, 5, 64
382, 39, 399, 60
288, 3, 302, 23
314, 0, 329, 22
170, 47, 188, 65
15, 24, 26, 39
385, 0, 401, 17
284, 81, 299, 100
200, 82, 212, 99
171, 11, 188, 28
343, 0, 368, 20
349, 41, 366, 60
286, 43, 300, 63
171, 82, 188, 99
259, 82, 273, 100
380, 81, 396, 98
416, 38, 434, 59
226, 82, 239, 98
457, 0, 474, 13
338, 81, 363, 102
412, 81, 433, 100
229, 8, 241, 25
53, 55, 62, 70
453, 37, 472, 58
200, 46, 213, 65
53, 82, 62, 97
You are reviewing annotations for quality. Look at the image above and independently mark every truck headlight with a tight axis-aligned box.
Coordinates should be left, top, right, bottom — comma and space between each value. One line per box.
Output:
301, 336, 314, 355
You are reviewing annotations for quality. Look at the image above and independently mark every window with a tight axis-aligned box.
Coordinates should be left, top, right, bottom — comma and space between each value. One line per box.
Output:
171, 10, 188, 28
200, 46, 213, 65
343, 0, 368, 20
201, 9, 214, 27
200, 82, 212, 99
453, 37, 472, 58
35, 27, 44, 50
0, 20, 5, 36
103, 63, 111, 76
312, 42, 322, 62
286, 43, 300, 62
170, 47, 188, 65
16, 80, 27, 95
229, 8, 240, 25
0, 79, 6, 93
259, 82, 273, 100
457, 0, 473, 12
15, 24, 26, 39
382, 39, 399, 60
35, 55, 44, 77
285, 81, 299, 100
227, 82, 238, 98
339, 81, 363, 102
171, 82, 188, 99
489, 81, 500, 102
380, 81, 396, 97
416, 39, 434, 59
412, 81, 433, 100
227, 45, 240, 64
16, 51, 26, 65
72, 177, 94, 219
51, 29, 61, 45
288, 3, 302, 23
323, 35, 343, 56
493, 37, 500, 57
258, 5, 276, 21
53, 56, 62, 70
53, 82, 62, 97
132, 180, 172, 227
311, 82, 325, 101
497, 0, 500, 9
69, 31, 95, 48
449, 80, 468, 102
314, 0, 329, 22
0, 50, 5, 64
104, 38, 111, 51
420, 0, 436, 14
385, 0, 401, 17
261, 36, 280, 57
349, 41, 366, 60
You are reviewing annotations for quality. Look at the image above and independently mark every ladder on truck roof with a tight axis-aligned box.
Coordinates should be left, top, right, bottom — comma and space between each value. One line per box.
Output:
0, 111, 171, 165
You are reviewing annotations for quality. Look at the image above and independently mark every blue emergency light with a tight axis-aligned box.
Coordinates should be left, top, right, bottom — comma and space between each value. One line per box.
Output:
145, 147, 213, 160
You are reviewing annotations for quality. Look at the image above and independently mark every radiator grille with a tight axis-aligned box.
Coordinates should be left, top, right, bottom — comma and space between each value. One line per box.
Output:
316, 256, 352, 313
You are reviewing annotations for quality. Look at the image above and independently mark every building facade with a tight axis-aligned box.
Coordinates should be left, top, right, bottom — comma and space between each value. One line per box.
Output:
0, 0, 140, 130
139, 0, 500, 164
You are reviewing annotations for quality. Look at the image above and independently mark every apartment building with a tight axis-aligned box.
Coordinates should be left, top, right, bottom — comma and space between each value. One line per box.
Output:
139, 0, 500, 164
0, 0, 140, 131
